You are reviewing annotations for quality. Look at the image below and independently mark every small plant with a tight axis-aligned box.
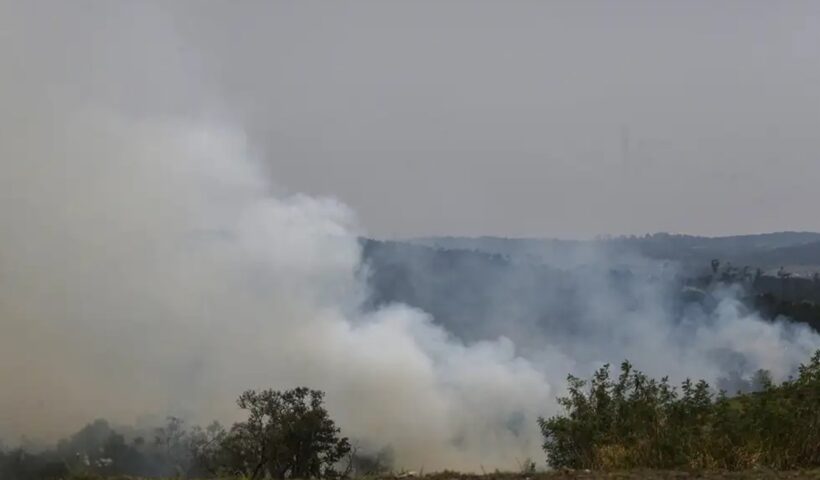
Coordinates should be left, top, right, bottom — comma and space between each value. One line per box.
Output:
515, 456, 536, 474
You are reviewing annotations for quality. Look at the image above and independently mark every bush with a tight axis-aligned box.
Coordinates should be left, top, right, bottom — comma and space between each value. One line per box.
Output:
539, 350, 820, 471
0, 388, 349, 479
222, 387, 351, 479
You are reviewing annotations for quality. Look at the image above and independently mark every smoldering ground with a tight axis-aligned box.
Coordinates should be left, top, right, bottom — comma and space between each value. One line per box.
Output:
2, 1, 820, 473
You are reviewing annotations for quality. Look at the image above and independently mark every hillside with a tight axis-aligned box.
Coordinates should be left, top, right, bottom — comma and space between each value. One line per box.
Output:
362, 235, 820, 338
408, 232, 820, 271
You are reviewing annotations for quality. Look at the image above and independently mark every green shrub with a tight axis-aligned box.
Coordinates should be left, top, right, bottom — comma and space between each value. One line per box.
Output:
539, 350, 820, 471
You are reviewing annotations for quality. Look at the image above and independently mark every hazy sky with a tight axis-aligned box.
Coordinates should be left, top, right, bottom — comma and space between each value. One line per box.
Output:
4, 1, 820, 238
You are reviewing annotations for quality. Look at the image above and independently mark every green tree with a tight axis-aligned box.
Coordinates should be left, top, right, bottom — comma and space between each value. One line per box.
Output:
188, 421, 229, 477
224, 387, 350, 479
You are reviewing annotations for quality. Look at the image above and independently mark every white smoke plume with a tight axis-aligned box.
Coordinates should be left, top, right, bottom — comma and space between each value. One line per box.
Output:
2, 2, 820, 472
0, 109, 555, 469
3, 107, 819, 471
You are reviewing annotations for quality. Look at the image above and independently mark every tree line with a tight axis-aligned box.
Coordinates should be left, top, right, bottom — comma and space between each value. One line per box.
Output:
4, 350, 820, 479
0, 388, 358, 480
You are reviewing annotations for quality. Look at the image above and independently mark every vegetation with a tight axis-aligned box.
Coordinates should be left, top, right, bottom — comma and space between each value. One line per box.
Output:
539, 350, 820, 471
222, 388, 351, 479
0, 388, 350, 480
19, 472, 820, 480
4, 343, 820, 479
6, 353, 820, 479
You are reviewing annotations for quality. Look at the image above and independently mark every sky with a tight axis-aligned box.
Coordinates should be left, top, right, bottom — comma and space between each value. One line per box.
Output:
4, 0, 820, 238
4, 2, 820, 466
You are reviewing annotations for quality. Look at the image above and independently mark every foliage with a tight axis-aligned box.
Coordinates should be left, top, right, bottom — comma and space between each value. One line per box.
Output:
188, 421, 230, 477
0, 388, 348, 480
347, 445, 395, 476
222, 387, 351, 479
539, 350, 820, 471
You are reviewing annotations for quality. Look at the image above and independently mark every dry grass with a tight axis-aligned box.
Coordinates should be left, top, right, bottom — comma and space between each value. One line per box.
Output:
63, 472, 820, 480
403, 471, 820, 480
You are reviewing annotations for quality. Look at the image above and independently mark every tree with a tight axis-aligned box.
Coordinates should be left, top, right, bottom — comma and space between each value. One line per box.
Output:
100, 432, 146, 476
154, 416, 187, 458
188, 421, 229, 477
154, 416, 190, 475
224, 387, 350, 479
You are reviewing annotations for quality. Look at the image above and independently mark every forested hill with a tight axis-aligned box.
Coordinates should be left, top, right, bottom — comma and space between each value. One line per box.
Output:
360, 234, 820, 338
407, 232, 820, 271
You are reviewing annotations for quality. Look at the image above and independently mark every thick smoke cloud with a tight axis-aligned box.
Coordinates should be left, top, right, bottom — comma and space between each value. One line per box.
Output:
2, 1, 820, 472
0, 109, 554, 469
3, 107, 820, 471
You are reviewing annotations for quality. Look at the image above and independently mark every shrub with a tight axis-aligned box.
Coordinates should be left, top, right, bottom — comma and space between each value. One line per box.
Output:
539, 350, 820, 471
223, 387, 351, 479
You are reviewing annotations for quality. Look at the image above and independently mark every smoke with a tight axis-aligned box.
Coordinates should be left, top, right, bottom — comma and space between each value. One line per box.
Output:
2, 2, 820, 472
3, 108, 820, 471
0, 108, 556, 469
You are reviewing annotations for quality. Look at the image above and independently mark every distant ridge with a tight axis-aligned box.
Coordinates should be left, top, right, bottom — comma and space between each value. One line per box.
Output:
405, 232, 820, 270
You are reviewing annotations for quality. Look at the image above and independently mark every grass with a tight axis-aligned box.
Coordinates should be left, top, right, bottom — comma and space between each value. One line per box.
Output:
60, 472, 820, 480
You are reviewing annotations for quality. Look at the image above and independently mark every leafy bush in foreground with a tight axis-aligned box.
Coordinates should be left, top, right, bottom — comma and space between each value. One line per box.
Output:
222, 387, 350, 479
539, 350, 820, 470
